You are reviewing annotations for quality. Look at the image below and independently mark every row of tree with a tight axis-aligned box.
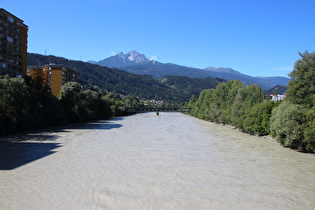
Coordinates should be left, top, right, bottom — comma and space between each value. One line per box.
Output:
187, 51, 315, 152
0, 76, 143, 135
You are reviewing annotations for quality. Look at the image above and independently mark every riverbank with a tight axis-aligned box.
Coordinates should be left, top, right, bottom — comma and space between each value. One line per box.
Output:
215, 122, 277, 142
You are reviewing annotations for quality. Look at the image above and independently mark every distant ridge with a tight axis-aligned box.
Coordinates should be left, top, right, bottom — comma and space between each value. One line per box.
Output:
264, 85, 288, 95
89, 50, 290, 90
204, 66, 241, 74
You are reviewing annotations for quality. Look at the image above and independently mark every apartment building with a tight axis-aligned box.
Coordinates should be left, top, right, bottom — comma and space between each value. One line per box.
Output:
0, 8, 28, 77
27, 65, 44, 80
27, 64, 78, 97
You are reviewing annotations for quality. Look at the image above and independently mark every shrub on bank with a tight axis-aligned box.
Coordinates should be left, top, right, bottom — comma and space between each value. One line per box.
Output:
270, 101, 306, 150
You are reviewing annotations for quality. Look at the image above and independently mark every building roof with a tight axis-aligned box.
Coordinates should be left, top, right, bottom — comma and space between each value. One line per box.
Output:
27, 64, 78, 72
27, 65, 43, 69
0, 8, 28, 27
45, 64, 78, 72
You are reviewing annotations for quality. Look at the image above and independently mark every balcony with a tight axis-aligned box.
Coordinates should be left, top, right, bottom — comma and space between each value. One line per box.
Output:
4, 19, 24, 33
0, 44, 23, 56
0, 51, 22, 62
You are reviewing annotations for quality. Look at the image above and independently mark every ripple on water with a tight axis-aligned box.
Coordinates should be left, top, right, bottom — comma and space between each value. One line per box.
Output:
0, 112, 315, 209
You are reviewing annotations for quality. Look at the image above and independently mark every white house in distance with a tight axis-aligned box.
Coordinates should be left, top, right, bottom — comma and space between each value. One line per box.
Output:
270, 94, 285, 101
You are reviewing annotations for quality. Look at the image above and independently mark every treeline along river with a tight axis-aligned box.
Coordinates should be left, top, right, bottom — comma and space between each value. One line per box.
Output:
0, 113, 315, 209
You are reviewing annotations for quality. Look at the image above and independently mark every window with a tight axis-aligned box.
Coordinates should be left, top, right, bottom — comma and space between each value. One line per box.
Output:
1, 63, 7, 68
7, 37, 13, 43
7, 16, 13, 23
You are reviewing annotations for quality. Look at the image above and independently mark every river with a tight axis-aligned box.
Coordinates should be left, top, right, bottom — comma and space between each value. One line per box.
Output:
0, 112, 314, 209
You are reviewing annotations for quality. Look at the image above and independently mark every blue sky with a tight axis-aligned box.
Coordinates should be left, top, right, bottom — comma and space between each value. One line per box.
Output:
2, 0, 315, 77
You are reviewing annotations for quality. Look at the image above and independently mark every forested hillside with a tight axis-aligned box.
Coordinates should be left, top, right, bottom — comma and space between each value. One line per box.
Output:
27, 53, 222, 102
264, 85, 288, 95
119, 60, 290, 90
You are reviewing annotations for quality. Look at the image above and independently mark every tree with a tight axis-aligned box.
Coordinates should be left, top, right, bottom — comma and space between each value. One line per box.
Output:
230, 84, 264, 128
286, 51, 315, 106
243, 102, 265, 134
303, 106, 315, 152
59, 82, 82, 122
270, 101, 306, 150
23, 76, 64, 129
0, 77, 29, 134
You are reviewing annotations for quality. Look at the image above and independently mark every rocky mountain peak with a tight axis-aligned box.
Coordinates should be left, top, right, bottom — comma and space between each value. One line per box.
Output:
125, 50, 147, 63
93, 50, 149, 68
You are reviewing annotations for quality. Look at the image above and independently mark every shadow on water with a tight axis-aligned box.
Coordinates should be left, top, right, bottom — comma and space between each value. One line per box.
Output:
60, 121, 123, 130
0, 118, 124, 170
0, 141, 61, 170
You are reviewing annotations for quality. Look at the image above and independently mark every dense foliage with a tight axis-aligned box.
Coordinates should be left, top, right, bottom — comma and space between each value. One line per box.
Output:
270, 51, 315, 152
0, 77, 142, 135
188, 51, 315, 152
0, 76, 63, 134
286, 51, 315, 106
188, 80, 273, 132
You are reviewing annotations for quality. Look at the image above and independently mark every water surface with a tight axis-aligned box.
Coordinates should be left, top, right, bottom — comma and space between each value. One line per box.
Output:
0, 112, 314, 209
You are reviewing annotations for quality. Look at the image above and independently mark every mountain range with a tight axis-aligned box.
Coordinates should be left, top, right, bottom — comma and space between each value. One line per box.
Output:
90, 51, 290, 90
27, 53, 223, 102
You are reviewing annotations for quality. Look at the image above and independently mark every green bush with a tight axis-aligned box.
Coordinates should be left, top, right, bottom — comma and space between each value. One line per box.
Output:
302, 107, 315, 152
243, 100, 279, 135
270, 101, 306, 150
0, 77, 29, 134
243, 102, 265, 134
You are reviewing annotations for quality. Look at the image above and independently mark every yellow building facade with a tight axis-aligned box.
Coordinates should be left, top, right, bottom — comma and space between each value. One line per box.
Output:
27, 64, 78, 97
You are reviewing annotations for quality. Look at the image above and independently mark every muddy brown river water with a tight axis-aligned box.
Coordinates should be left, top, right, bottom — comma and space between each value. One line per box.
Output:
0, 112, 315, 209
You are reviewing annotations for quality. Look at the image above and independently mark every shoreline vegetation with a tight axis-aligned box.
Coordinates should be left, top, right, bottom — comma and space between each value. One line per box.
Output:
0, 76, 142, 136
186, 51, 314, 153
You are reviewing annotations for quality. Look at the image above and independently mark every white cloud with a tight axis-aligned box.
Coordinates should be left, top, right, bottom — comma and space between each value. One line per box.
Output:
111, 51, 116, 56
271, 66, 292, 71
150, 55, 158, 61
